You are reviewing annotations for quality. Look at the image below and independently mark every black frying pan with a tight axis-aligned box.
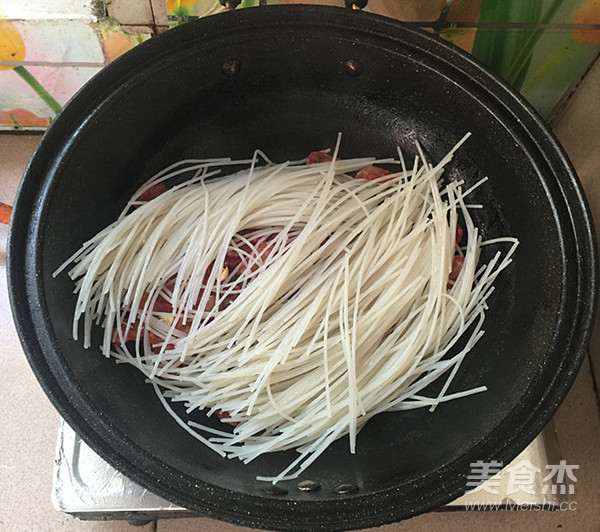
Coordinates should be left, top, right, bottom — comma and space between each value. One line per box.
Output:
7, 5, 597, 531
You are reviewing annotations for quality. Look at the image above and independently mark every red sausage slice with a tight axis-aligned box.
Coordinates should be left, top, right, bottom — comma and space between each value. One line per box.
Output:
135, 182, 168, 203
356, 165, 392, 181
307, 151, 333, 165
447, 255, 465, 289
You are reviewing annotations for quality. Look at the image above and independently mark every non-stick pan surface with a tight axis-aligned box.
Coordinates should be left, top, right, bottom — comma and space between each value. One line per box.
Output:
7, 5, 597, 531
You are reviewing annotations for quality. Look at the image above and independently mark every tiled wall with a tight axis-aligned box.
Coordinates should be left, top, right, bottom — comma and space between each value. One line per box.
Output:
1, 0, 599, 131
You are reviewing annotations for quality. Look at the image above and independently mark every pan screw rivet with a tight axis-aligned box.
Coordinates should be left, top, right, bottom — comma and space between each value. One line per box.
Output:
297, 480, 321, 492
262, 485, 288, 496
221, 0, 241, 10
345, 0, 368, 9
333, 483, 358, 494
344, 59, 364, 77
222, 59, 241, 77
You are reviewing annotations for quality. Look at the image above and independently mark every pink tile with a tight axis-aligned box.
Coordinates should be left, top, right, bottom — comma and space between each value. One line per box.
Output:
553, 58, 600, 402
150, 0, 168, 27
0, 134, 153, 531
107, 0, 154, 26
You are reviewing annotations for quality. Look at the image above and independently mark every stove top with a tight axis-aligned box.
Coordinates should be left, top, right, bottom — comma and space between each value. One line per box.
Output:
52, 419, 565, 524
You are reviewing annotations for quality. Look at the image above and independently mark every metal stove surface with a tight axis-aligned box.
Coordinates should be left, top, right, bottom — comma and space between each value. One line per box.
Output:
52, 419, 565, 524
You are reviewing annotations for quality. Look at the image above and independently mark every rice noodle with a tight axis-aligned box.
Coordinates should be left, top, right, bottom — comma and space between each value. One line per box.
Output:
56, 133, 518, 483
